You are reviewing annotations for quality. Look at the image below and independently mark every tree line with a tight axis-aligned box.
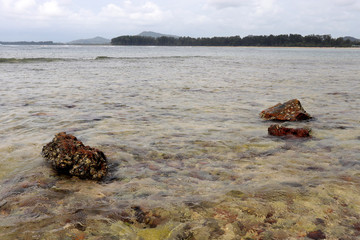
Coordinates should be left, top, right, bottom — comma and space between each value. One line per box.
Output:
111, 34, 357, 47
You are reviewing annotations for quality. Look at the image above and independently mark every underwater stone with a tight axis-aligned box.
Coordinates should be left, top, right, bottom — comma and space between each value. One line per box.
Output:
260, 99, 311, 121
306, 230, 326, 239
0, 200, 7, 208
268, 124, 311, 138
41, 132, 108, 180
226, 190, 245, 198
353, 222, 360, 231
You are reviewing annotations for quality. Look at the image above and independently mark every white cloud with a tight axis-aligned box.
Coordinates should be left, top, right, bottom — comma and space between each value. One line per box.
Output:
14, 0, 36, 12
0, 0, 67, 18
200, 0, 282, 35
253, 0, 279, 16
38, 0, 66, 17
99, 1, 170, 25
0, 0, 170, 28
1, 0, 360, 41
1, 0, 13, 10
1, 0, 36, 14
135, 2, 164, 21
100, 3, 126, 18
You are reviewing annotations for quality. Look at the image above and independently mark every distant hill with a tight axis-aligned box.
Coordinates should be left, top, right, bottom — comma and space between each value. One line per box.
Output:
68, 36, 110, 45
343, 36, 360, 42
137, 31, 179, 39
0, 41, 56, 45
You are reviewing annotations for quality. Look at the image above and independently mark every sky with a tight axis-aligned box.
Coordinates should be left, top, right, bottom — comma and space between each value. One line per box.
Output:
1, 0, 360, 42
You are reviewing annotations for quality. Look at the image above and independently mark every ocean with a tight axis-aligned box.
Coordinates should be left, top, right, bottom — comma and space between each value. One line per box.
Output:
0, 45, 359, 239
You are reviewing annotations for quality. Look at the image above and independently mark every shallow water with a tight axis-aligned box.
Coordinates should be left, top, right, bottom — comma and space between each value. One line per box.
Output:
0, 45, 360, 239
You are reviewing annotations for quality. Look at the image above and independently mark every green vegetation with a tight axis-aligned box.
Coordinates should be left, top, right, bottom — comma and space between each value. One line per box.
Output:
111, 34, 357, 47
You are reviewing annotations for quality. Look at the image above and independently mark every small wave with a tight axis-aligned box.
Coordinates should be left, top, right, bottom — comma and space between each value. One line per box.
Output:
0, 57, 69, 63
0, 55, 212, 63
95, 56, 114, 60
94, 55, 210, 61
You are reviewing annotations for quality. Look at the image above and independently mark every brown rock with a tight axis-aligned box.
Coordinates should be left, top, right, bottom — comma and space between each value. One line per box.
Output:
353, 222, 360, 231
268, 124, 311, 138
307, 230, 326, 239
42, 132, 108, 180
260, 99, 311, 121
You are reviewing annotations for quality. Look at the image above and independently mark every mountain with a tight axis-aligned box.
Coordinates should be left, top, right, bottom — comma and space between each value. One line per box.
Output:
343, 36, 360, 42
68, 36, 110, 45
137, 31, 179, 39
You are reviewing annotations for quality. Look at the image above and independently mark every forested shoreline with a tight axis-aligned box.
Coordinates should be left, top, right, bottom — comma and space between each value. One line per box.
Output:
111, 34, 358, 47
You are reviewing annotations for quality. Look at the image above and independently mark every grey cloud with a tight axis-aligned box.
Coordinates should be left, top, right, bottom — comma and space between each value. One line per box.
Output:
207, 0, 248, 9
333, 0, 357, 6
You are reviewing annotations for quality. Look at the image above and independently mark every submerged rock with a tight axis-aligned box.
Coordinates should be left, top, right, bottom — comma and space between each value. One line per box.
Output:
268, 124, 311, 138
260, 99, 311, 121
42, 132, 108, 180
307, 230, 326, 239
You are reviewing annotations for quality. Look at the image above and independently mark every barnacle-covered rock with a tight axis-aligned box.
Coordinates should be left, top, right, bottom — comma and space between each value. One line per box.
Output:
268, 124, 311, 138
42, 132, 108, 180
260, 99, 311, 121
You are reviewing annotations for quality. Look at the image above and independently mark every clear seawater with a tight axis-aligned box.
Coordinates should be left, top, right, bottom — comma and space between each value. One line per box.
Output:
0, 45, 359, 239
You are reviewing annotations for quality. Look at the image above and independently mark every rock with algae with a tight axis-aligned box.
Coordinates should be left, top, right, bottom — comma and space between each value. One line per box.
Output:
268, 124, 311, 138
260, 99, 312, 121
41, 132, 108, 180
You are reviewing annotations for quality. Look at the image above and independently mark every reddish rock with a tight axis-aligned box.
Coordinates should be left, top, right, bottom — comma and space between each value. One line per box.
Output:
42, 132, 108, 180
260, 99, 311, 121
268, 124, 311, 138
353, 222, 360, 231
307, 230, 326, 239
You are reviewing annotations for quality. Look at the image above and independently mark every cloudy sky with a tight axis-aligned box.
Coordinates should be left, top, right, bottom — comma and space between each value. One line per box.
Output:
1, 0, 359, 42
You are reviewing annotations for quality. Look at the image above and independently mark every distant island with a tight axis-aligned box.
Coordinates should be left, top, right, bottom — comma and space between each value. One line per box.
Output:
67, 36, 110, 45
0, 37, 111, 45
112, 33, 360, 47
0, 41, 56, 45
137, 31, 179, 39
1, 32, 359, 47
343, 36, 360, 42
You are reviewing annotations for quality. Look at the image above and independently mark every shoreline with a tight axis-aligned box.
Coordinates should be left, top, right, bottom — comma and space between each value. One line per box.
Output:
1, 44, 360, 50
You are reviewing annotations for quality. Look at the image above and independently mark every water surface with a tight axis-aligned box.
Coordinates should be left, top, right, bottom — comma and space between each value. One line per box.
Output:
0, 45, 360, 239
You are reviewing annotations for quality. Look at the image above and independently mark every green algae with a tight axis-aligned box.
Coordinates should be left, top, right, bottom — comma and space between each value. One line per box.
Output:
137, 223, 175, 240
226, 190, 246, 199
110, 221, 137, 239
1, 175, 360, 239
110, 221, 178, 240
